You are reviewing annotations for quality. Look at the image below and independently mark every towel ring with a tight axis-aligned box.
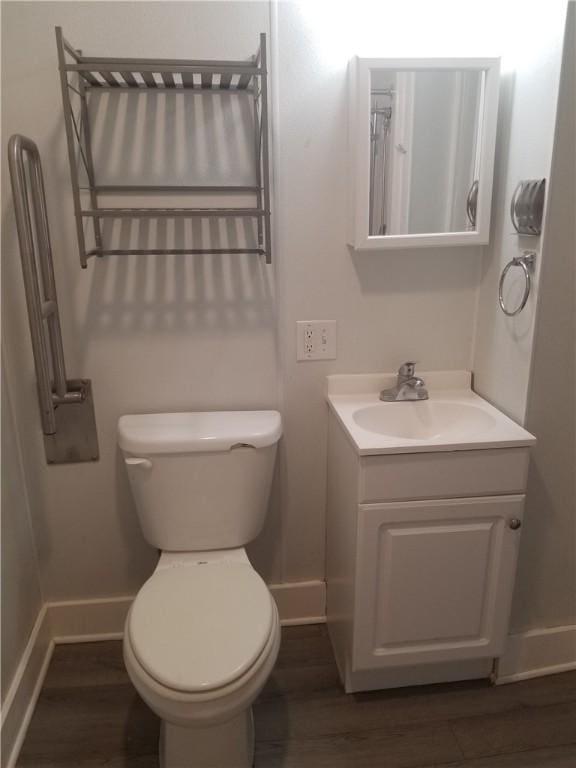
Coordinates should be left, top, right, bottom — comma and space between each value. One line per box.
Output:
498, 252, 536, 316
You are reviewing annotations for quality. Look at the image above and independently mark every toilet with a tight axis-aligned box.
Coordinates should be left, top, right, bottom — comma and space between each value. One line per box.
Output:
117, 410, 282, 768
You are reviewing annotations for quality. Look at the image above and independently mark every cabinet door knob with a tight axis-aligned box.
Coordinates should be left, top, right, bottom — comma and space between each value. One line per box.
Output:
509, 518, 522, 530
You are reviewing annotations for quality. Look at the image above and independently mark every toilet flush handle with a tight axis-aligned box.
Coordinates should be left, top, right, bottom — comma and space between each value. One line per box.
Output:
125, 457, 152, 470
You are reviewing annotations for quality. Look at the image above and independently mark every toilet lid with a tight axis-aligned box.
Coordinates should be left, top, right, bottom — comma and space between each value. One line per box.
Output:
128, 563, 274, 693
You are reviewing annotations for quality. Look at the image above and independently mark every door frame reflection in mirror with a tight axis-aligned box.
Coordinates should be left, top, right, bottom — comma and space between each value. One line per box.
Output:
348, 57, 500, 250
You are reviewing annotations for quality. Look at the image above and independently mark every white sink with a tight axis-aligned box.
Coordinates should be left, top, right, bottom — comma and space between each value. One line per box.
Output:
326, 371, 536, 455
353, 401, 497, 441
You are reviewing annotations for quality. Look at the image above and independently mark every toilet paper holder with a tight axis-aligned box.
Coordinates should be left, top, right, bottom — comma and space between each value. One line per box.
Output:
510, 179, 546, 235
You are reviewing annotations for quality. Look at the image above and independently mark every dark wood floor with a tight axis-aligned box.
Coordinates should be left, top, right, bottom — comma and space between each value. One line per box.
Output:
17, 624, 576, 768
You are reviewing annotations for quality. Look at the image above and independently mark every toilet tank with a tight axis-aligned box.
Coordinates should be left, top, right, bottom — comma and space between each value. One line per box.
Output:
118, 411, 282, 551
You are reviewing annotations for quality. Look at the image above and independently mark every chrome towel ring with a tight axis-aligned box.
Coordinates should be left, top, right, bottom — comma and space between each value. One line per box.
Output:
499, 251, 536, 316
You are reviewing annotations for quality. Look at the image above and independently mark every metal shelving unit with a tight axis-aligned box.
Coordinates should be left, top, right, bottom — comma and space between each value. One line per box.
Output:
55, 27, 272, 267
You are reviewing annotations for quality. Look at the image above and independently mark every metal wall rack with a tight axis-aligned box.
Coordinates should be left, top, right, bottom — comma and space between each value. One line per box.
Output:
55, 27, 272, 267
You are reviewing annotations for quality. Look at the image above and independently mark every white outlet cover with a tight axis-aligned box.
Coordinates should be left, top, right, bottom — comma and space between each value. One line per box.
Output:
296, 320, 337, 361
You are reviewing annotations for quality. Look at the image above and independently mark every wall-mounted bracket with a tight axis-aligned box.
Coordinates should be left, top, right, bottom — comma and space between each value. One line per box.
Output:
45, 379, 99, 464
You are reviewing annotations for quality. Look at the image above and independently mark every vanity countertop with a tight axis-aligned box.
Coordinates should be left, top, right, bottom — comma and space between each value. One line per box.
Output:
326, 371, 536, 456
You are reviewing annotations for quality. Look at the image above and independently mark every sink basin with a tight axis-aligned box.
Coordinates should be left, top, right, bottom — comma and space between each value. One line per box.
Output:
326, 370, 536, 455
353, 401, 497, 440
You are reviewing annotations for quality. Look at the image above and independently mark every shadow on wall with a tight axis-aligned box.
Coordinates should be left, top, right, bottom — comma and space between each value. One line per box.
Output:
77, 86, 261, 254
350, 246, 480, 295
88, 89, 255, 187
513, 455, 555, 626
71, 81, 274, 340
247, 452, 282, 582
481, 70, 515, 256
81, 252, 275, 336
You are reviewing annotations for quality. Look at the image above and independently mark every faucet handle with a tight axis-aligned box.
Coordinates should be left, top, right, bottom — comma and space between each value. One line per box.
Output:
398, 361, 417, 377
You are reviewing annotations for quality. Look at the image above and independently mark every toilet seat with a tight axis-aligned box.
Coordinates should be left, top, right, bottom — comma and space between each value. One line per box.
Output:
128, 562, 274, 693
123, 600, 280, 729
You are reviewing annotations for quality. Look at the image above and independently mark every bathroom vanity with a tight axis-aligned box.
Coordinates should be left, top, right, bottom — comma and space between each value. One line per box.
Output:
325, 371, 535, 692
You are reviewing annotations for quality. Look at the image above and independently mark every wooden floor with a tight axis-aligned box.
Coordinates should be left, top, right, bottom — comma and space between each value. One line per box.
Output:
17, 624, 576, 768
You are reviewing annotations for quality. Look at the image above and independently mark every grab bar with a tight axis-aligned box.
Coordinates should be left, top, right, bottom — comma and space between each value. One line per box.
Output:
8, 134, 98, 463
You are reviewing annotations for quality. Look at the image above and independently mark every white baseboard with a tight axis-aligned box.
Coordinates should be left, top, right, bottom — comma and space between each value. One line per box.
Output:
0, 579, 325, 768
49, 595, 133, 643
1, 606, 53, 768
496, 624, 576, 683
270, 580, 326, 625
46, 580, 326, 642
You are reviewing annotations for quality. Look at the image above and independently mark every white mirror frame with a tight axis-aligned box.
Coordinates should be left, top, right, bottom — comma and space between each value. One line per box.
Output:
348, 57, 500, 250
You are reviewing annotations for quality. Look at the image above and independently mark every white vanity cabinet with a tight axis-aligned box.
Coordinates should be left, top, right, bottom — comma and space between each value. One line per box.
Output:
326, 410, 530, 693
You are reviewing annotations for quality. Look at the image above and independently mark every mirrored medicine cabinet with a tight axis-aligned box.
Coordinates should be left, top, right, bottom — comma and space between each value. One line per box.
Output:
348, 57, 500, 250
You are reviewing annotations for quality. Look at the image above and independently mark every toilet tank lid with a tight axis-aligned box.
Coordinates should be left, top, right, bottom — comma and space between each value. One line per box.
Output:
118, 410, 282, 454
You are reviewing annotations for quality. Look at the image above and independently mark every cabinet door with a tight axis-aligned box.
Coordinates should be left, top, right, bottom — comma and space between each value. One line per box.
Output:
353, 496, 524, 672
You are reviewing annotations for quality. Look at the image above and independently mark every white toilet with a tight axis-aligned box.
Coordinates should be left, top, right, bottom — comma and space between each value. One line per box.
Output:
117, 410, 282, 768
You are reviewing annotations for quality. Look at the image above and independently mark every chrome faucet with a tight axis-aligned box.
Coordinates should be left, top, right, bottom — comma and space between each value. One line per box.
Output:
379, 362, 429, 402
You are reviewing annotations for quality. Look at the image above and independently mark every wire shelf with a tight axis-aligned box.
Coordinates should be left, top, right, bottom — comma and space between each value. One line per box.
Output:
56, 27, 272, 266
81, 208, 266, 218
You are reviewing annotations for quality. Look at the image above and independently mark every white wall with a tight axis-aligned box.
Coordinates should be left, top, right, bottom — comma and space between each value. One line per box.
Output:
0, 364, 43, 699
272, 1, 482, 582
2, 0, 483, 602
509, 1, 576, 634
472, 1, 568, 422
1, 0, 570, 610
1, 1, 279, 602
468, 0, 573, 639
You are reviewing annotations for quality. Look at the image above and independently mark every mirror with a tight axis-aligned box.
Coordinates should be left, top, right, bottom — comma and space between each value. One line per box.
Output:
369, 69, 484, 236
348, 58, 500, 250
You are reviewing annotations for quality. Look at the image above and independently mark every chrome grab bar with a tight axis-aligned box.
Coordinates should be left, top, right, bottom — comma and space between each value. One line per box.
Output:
8, 134, 84, 435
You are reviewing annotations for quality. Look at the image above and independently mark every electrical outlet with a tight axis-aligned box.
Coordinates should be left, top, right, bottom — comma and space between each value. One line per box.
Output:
296, 320, 337, 361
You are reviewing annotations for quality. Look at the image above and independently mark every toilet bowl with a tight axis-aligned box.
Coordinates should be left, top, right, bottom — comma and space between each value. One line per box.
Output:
118, 410, 282, 768
123, 551, 280, 767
